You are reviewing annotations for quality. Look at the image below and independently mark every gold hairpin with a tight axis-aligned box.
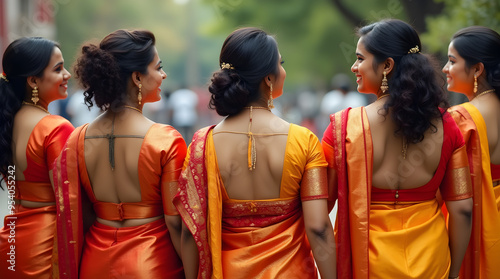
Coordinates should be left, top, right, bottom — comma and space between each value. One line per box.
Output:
0, 73, 8, 82
408, 45, 420, 54
221, 62, 234, 70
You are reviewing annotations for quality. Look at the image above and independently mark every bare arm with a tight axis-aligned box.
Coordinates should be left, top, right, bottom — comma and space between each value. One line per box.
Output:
303, 199, 336, 279
445, 197, 473, 277
181, 222, 199, 279
164, 214, 182, 257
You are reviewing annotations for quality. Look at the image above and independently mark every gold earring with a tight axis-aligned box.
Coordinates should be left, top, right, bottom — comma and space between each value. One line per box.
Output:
473, 75, 478, 94
138, 84, 142, 105
31, 86, 39, 105
268, 83, 274, 109
381, 71, 389, 93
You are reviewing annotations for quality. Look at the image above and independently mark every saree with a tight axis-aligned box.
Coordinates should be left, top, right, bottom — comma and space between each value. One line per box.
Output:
53, 124, 185, 278
322, 107, 472, 279
0, 115, 73, 279
449, 103, 500, 279
174, 124, 328, 279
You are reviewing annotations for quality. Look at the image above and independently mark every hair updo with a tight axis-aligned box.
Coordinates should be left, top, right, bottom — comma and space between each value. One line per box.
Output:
74, 29, 156, 110
357, 19, 448, 144
209, 27, 280, 116
451, 26, 500, 98
0, 37, 58, 181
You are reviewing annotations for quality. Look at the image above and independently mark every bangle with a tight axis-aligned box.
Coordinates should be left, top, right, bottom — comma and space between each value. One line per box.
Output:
448, 276, 459, 279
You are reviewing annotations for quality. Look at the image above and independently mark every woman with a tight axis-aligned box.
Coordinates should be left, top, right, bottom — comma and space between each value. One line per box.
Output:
0, 37, 74, 278
443, 26, 500, 279
322, 19, 473, 279
174, 27, 336, 279
53, 29, 185, 278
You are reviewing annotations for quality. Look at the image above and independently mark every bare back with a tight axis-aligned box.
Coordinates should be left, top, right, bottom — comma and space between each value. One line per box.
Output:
471, 94, 500, 165
213, 109, 290, 200
84, 110, 156, 227
365, 101, 444, 190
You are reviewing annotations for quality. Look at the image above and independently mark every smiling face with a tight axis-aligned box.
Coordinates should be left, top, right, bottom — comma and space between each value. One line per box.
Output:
33, 47, 71, 107
139, 47, 166, 103
442, 42, 475, 95
351, 37, 386, 95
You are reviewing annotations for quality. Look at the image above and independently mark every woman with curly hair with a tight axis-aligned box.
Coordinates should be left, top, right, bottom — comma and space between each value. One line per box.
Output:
322, 19, 473, 278
53, 29, 185, 278
0, 37, 74, 278
443, 26, 500, 279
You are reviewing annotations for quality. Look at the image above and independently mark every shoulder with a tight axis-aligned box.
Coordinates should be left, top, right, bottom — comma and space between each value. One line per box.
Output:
38, 115, 74, 136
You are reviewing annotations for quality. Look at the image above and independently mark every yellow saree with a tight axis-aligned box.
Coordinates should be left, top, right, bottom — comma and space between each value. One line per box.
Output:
449, 103, 500, 279
174, 124, 328, 279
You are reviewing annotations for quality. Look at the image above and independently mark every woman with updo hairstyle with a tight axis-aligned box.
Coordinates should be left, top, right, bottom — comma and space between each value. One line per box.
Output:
53, 29, 185, 278
174, 27, 336, 279
443, 26, 500, 279
0, 37, 73, 278
322, 19, 473, 278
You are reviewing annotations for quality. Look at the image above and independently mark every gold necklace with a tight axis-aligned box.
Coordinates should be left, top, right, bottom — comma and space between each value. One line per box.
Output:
244, 106, 270, 111
402, 137, 408, 160
474, 89, 496, 99
123, 105, 142, 114
377, 94, 390, 101
22, 101, 50, 114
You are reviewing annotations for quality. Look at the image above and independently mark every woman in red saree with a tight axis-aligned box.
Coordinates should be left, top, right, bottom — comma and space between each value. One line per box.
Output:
0, 37, 74, 278
174, 27, 336, 279
322, 19, 473, 279
52, 29, 185, 278
443, 26, 500, 279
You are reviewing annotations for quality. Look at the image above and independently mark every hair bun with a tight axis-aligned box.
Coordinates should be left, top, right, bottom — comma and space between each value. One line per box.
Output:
209, 69, 250, 116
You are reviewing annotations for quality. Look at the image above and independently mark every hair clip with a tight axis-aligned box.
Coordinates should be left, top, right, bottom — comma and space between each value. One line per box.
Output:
408, 45, 420, 54
221, 62, 234, 70
0, 73, 9, 82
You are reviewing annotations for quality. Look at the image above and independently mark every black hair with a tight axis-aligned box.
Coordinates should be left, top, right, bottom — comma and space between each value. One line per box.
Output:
209, 27, 280, 116
357, 19, 448, 144
74, 29, 156, 110
451, 26, 500, 98
0, 37, 58, 182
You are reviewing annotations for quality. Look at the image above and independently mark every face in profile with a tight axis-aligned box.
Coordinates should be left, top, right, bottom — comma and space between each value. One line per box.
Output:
351, 37, 385, 95
442, 42, 475, 94
271, 54, 286, 99
140, 47, 167, 103
36, 47, 71, 104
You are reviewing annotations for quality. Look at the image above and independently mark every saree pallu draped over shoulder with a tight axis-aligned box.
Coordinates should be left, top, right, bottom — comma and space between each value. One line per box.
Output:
448, 103, 500, 279
324, 107, 463, 279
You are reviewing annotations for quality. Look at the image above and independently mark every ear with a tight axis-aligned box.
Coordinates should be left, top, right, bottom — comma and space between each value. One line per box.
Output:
131, 71, 142, 87
473, 62, 485, 78
26, 76, 38, 89
264, 74, 275, 88
383, 57, 395, 75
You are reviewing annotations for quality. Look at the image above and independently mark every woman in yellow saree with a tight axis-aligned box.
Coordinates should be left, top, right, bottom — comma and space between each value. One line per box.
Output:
322, 19, 473, 279
443, 26, 500, 279
174, 27, 336, 279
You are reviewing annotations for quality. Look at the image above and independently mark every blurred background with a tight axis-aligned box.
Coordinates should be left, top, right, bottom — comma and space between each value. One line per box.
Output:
1, 0, 499, 137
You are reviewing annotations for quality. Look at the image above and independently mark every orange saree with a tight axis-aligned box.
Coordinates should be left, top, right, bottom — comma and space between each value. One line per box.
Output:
0, 115, 73, 279
322, 107, 472, 279
53, 124, 185, 278
449, 103, 500, 279
174, 124, 328, 279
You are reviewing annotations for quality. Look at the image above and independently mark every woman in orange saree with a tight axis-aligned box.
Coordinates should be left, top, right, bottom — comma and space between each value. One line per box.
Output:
322, 19, 473, 279
52, 29, 185, 278
174, 27, 336, 279
0, 37, 74, 278
443, 26, 500, 279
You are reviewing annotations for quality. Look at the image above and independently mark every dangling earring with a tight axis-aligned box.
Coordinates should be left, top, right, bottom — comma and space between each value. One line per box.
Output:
268, 83, 274, 109
31, 86, 39, 105
380, 71, 389, 93
473, 75, 478, 94
138, 84, 142, 105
